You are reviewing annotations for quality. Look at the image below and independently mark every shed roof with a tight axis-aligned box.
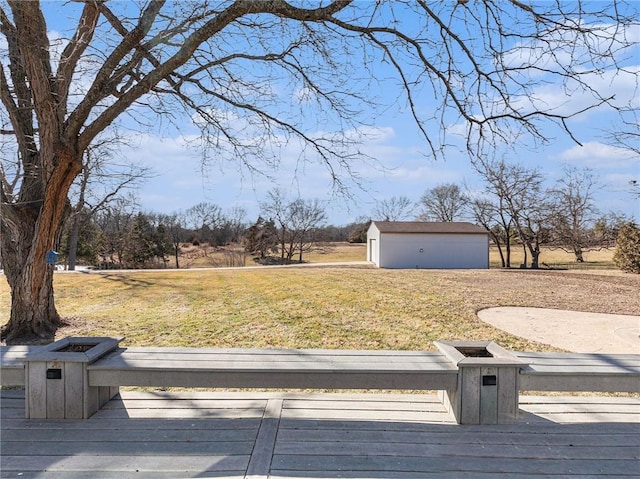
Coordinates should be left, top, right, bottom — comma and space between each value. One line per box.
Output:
371, 221, 488, 235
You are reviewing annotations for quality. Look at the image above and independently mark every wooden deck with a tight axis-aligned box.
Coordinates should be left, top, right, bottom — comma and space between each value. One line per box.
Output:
2, 389, 638, 478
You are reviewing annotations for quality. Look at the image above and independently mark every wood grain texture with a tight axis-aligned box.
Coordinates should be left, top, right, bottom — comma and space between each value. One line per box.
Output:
2, 390, 639, 478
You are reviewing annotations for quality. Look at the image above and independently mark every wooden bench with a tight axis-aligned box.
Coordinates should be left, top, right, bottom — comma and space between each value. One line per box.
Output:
2, 341, 638, 423
515, 351, 640, 393
85, 347, 459, 390
0, 345, 37, 386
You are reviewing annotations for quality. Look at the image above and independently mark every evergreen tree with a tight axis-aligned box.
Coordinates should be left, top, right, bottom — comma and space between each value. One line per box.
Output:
613, 223, 640, 273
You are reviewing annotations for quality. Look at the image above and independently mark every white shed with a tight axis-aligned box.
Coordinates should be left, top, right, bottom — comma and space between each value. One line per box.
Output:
367, 221, 489, 269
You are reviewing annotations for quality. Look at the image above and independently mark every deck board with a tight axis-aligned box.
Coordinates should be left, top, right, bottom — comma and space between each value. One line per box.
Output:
2, 390, 639, 478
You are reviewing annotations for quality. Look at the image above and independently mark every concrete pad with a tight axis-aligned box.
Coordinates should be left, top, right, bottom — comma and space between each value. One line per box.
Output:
478, 307, 640, 354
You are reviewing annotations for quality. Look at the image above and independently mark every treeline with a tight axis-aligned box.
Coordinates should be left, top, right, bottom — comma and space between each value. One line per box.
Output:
59, 192, 367, 270
55, 161, 638, 272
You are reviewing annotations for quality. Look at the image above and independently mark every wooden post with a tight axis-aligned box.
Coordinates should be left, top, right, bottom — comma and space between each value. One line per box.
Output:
435, 341, 525, 425
24, 337, 122, 419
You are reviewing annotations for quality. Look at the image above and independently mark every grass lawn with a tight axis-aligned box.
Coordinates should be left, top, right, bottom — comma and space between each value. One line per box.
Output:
1, 265, 637, 352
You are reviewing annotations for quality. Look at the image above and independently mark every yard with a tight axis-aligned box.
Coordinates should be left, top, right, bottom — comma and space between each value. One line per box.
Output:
1, 261, 637, 352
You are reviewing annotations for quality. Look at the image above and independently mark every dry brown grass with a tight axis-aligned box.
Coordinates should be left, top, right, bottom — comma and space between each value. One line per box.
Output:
490, 246, 616, 269
1, 265, 637, 353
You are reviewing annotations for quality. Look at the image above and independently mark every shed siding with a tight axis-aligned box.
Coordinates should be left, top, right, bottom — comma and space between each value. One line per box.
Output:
366, 223, 381, 263
378, 233, 488, 269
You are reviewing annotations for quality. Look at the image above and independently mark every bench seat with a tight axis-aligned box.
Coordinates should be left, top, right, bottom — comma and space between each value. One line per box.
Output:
86, 347, 459, 390
1, 346, 40, 386
4, 346, 639, 393
515, 351, 640, 392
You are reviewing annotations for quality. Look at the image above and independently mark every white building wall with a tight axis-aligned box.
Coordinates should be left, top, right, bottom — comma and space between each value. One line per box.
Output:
378, 233, 489, 269
366, 223, 381, 265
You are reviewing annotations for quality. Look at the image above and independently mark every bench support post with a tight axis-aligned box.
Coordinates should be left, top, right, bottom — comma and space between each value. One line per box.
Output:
435, 341, 524, 425
24, 337, 122, 419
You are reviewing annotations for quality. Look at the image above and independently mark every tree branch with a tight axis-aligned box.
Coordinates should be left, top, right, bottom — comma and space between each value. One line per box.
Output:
55, 1, 101, 121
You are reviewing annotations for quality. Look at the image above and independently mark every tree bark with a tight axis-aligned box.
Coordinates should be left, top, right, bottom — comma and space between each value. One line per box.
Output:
1, 150, 81, 344
493, 237, 505, 268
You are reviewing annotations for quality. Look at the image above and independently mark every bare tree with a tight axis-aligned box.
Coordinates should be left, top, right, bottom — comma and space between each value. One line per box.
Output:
416, 184, 468, 222
261, 189, 326, 262
469, 197, 513, 268
473, 159, 552, 268
548, 167, 600, 262
156, 213, 186, 269
224, 206, 248, 244
373, 196, 414, 222
185, 202, 224, 248
1, 1, 637, 342
288, 198, 327, 262
66, 135, 153, 270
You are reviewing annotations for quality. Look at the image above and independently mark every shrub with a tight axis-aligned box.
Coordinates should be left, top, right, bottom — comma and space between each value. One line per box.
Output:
613, 222, 640, 273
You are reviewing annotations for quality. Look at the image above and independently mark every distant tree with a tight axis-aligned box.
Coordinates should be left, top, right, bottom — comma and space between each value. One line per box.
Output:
416, 184, 468, 222
373, 196, 414, 221
469, 198, 513, 268
516, 200, 554, 269
224, 206, 248, 244
348, 217, 372, 244
147, 215, 174, 268
65, 135, 153, 270
288, 198, 327, 262
245, 217, 279, 259
94, 195, 139, 268
155, 213, 186, 269
60, 209, 102, 268
613, 223, 640, 273
473, 160, 551, 268
593, 213, 630, 247
548, 167, 600, 262
314, 224, 350, 242
260, 189, 290, 262
260, 189, 327, 262
186, 202, 224, 247
122, 213, 156, 268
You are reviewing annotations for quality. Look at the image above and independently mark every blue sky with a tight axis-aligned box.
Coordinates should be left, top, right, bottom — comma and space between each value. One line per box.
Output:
36, 2, 640, 225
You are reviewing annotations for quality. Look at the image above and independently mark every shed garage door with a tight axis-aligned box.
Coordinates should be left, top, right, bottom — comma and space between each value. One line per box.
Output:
379, 233, 488, 269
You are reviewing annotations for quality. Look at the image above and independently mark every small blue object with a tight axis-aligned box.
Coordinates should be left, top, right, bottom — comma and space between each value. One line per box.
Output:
45, 251, 59, 265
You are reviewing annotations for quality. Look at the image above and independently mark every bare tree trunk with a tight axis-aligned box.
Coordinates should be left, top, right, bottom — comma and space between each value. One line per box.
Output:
66, 214, 82, 271
530, 249, 540, 269
173, 246, 180, 269
2, 265, 60, 344
1, 151, 81, 344
495, 239, 506, 268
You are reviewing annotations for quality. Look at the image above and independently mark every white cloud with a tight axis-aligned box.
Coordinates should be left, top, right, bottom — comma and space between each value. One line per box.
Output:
557, 141, 638, 168
501, 21, 639, 74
